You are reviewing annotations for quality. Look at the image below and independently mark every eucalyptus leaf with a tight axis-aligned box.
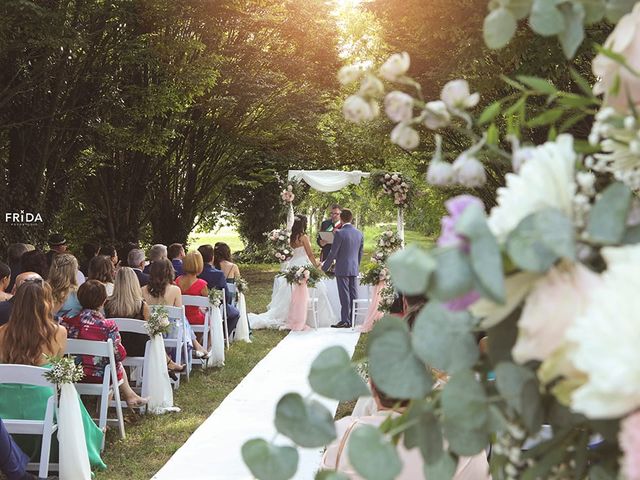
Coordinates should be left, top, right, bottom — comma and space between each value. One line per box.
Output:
570, 67, 595, 97
455, 203, 505, 303
483, 8, 517, 49
241, 439, 299, 480
441, 369, 489, 431
623, 224, 640, 244
387, 245, 436, 295
403, 399, 444, 464
506, 0, 534, 19
429, 247, 475, 301
587, 181, 632, 244
581, 0, 606, 24
558, 2, 585, 58
487, 306, 520, 364
529, 0, 564, 36
605, 0, 636, 22
348, 425, 403, 480
423, 451, 457, 480
442, 422, 489, 457
495, 362, 543, 432
412, 302, 479, 374
506, 208, 575, 272
308, 346, 369, 401
368, 316, 433, 398
275, 393, 336, 448
487, 123, 499, 145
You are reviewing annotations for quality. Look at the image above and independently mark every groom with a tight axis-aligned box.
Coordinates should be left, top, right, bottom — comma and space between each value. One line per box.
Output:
321, 209, 363, 328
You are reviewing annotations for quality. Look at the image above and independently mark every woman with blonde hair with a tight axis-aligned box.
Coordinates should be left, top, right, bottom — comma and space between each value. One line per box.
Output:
0, 280, 106, 470
105, 268, 185, 375
48, 253, 82, 319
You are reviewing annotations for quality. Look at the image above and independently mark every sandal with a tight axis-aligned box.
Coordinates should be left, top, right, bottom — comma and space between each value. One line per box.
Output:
194, 350, 210, 360
167, 361, 187, 373
126, 396, 149, 408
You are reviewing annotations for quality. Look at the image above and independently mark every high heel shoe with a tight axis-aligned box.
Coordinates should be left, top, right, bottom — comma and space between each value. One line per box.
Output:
168, 370, 179, 382
168, 361, 187, 373
194, 350, 211, 360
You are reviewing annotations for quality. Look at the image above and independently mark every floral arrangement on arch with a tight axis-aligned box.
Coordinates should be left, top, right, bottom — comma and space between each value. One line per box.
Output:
372, 230, 402, 264
241, 4, 640, 480
265, 227, 292, 262
146, 305, 172, 337
277, 265, 324, 288
371, 171, 412, 207
280, 184, 295, 204
377, 283, 397, 313
360, 264, 389, 287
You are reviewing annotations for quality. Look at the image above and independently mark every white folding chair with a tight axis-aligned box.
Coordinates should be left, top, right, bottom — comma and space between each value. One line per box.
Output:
220, 289, 230, 349
109, 318, 151, 404
0, 364, 59, 479
150, 304, 190, 387
181, 295, 213, 366
307, 287, 320, 329
351, 299, 370, 327
64, 338, 126, 443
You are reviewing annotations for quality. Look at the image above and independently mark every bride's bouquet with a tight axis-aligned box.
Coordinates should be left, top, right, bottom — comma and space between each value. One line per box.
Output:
266, 228, 293, 262
277, 264, 324, 288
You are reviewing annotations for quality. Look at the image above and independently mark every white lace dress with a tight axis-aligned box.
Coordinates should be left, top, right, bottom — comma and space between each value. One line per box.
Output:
249, 246, 337, 329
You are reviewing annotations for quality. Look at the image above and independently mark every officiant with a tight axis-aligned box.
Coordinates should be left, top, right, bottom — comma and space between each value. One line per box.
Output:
316, 204, 342, 262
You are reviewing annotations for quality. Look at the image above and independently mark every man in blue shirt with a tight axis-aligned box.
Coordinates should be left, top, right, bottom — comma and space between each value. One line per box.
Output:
197, 244, 240, 336
168, 243, 185, 278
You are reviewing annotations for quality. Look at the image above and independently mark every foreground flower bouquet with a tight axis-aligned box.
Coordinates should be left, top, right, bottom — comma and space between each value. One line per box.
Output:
242, 3, 640, 480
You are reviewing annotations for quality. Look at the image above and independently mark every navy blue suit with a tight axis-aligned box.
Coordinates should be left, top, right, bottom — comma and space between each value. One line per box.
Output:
198, 264, 240, 334
172, 259, 183, 278
132, 268, 150, 287
0, 299, 13, 326
322, 224, 363, 326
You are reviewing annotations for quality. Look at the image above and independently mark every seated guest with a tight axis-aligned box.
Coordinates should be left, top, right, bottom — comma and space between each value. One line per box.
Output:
214, 242, 241, 281
0, 263, 11, 302
176, 251, 208, 325
321, 382, 490, 479
127, 248, 150, 287
143, 244, 167, 274
49, 253, 82, 319
198, 244, 240, 336
88, 255, 115, 296
0, 416, 34, 480
105, 268, 185, 376
5, 243, 27, 293
45, 233, 67, 269
98, 245, 119, 270
117, 242, 138, 268
79, 242, 99, 276
19, 250, 48, 281
0, 280, 106, 470
61, 280, 147, 407
0, 273, 42, 326
142, 259, 209, 357
167, 243, 185, 278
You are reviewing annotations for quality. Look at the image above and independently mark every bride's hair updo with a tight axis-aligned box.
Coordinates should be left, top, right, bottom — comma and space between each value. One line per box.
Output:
290, 215, 307, 245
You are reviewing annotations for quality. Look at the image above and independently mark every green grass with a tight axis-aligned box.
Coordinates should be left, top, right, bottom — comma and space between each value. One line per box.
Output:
188, 225, 245, 253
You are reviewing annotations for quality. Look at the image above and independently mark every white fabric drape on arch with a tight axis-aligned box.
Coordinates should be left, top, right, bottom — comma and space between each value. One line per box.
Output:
287, 170, 370, 192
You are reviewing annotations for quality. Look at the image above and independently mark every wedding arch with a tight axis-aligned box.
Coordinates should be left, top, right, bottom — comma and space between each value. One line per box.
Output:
286, 169, 405, 240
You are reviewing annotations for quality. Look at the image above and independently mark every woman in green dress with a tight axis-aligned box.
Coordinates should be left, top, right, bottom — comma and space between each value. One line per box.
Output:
0, 280, 106, 470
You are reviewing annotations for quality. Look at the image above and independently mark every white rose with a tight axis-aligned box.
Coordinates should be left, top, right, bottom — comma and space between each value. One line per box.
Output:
384, 91, 414, 123
337, 64, 364, 86
423, 100, 451, 129
426, 160, 454, 186
453, 154, 486, 188
359, 74, 384, 97
512, 145, 536, 173
390, 122, 420, 150
592, 3, 640, 112
384, 173, 390, 179
343, 95, 376, 123
391, 173, 399, 180
441, 79, 480, 110
379, 52, 410, 81
283, 249, 289, 255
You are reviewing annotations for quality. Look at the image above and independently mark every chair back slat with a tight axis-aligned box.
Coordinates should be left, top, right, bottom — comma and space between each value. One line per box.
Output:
0, 364, 55, 388
181, 295, 211, 308
65, 338, 113, 357
109, 318, 148, 335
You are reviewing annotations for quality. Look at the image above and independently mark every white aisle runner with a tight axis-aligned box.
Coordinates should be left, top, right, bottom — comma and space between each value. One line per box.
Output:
153, 328, 361, 480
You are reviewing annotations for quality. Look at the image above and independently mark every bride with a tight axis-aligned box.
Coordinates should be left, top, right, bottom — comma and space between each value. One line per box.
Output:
249, 216, 337, 330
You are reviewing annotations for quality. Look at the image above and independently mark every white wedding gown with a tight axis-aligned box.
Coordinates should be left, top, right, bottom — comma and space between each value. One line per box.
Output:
249, 246, 337, 329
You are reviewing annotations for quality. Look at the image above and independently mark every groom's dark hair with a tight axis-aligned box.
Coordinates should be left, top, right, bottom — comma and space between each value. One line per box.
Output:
340, 209, 353, 223
331, 204, 341, 210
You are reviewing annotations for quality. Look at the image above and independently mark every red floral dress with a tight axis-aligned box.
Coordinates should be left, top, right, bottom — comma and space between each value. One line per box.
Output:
61, 309, 127, 383
175, 276, 208, 325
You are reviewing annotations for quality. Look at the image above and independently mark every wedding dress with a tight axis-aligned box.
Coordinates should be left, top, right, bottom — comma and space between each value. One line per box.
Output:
249, 246, 337, 329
